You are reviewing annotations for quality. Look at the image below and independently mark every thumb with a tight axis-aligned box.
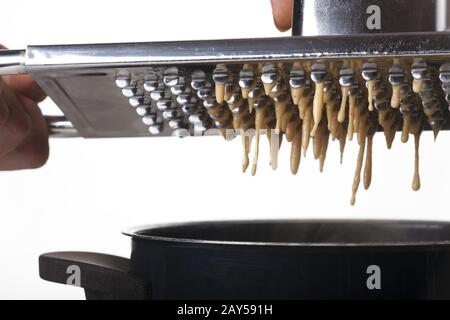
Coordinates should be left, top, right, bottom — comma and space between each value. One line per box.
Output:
270, 0, 293, 32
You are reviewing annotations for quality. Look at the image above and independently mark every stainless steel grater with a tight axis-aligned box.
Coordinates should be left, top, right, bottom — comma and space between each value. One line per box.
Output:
1, 0, 450, 138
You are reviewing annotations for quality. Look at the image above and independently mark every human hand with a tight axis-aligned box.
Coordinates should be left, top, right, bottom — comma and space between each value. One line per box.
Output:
270, 0, 293, 31
0, 59, 49, 170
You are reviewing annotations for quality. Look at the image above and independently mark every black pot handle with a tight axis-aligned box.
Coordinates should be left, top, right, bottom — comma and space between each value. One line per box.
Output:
39, 252, 151, 300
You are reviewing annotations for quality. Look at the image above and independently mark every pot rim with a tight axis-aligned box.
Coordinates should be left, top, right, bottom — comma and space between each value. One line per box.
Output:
122, 219, 450, 248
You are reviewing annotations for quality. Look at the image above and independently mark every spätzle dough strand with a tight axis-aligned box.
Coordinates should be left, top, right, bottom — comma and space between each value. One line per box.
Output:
364, 132, 374, 190
385, 116, 398, 150
367, 80, 376, 112
251, 108, 266, 176
251, 133, 260, 176
291, 126, 302, 175
269, 129, 281, 170
311, 82, 325, 137
216, 83, 225, 104
291, 87, 305, 106
391, 85, 401, 109
348, 95, 357, 140
326, 100, 340, 139
412, 132, 422, 191
412, 79, 424, 94
353, 103, 363, 136
266, 128, 274, 170
357, 111, 369, 146
263, 83, 276, 96
232, 114, 242, 130
286, 119, 299, 143
275, 102, 288, 134
377, 109, 388, 128
241, 131, 250, 173
338, 86, 349, 123
298, 93, 312, 120
351, 136, 367, 206
319, 129, 330, 172
401, 115, 410, 144
302, 107, 313, 156
339, 129, 347, 165
233, 118, 241, 131
313, 119, 324, 160
281, 108, 295, 132
433, 129, 440, 142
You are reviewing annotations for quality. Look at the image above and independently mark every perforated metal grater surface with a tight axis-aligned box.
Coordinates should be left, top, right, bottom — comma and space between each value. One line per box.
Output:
1, 0, 450, 139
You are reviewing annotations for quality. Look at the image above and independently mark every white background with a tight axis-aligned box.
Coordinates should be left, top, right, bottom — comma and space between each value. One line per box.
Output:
0, 0, 450, 300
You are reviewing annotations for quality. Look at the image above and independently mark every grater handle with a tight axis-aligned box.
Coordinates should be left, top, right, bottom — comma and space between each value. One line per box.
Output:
0, 51, 77, 137
0, 49, 27, 75
46, 116, 79, 138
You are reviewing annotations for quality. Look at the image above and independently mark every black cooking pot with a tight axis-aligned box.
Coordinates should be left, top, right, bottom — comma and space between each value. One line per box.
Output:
39, 220, 450, 300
